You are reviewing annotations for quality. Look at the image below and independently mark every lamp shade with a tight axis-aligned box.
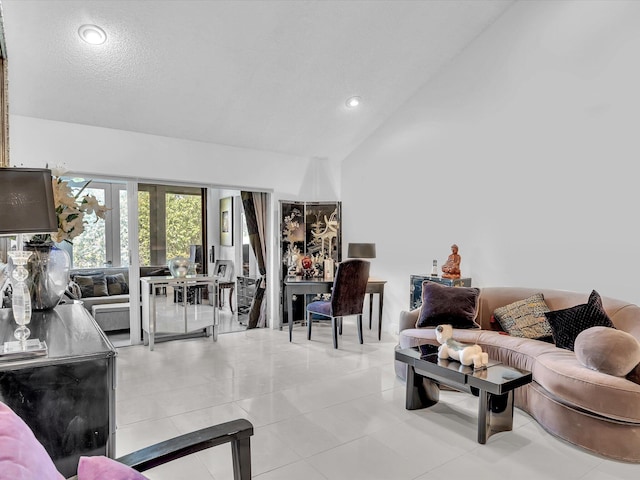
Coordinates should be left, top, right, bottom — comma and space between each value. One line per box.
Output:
347, 243, 376, 259
0, 167, 58, 234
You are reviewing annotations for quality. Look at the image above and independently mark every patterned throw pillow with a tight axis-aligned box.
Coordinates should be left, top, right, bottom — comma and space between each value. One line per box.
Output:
106, 273, 129, 295
493, 293, 552, 340
544, 290, 615, 351
74, 274, 109, 298
416, 281, 480, 329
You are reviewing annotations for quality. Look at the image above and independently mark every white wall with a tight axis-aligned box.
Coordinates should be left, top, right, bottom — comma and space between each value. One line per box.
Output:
341, 0, 640, 334
9, 115, 341, 329
10, 115, 312, 193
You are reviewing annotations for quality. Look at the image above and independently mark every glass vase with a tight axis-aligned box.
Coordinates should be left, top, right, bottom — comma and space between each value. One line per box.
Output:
24, 241, 71, 311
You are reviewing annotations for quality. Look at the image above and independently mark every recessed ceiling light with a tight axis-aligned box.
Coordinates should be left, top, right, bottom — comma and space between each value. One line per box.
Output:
345, 96, 362, 108
78, 24, 107, 45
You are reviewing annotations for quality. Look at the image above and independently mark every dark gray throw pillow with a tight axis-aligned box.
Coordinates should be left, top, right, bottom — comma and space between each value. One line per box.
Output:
106, 273, 129, 295
74, 273, 109, 298
544, 290, 615, 351
415, 281, 480, 329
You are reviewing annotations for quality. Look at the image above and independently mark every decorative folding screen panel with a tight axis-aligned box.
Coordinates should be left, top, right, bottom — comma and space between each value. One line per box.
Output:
280, 201, 342, 324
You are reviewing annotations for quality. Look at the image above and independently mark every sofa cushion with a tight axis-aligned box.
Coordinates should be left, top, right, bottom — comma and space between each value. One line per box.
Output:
544, 290, 615, 351
493, 293, 553, 340
534, 350, 640, 422
91, 302, 131, 332
75, 273, 109, 298
574, 326, 640, 377
80, 294, 129, 312
106, 273, 129, 295
416, 282, 480, 329
399, 327, 556, 375
0, 401, 65, 480
78, 456, 148, 480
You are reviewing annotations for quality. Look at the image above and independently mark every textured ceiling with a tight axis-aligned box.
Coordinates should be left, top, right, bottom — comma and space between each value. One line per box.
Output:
1, 0, 513, 162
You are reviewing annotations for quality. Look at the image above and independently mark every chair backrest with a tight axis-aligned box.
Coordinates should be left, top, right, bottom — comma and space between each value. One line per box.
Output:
331, 259, 370, 317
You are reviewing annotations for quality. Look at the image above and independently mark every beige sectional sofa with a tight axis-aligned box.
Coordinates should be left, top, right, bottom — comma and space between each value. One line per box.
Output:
397, 286, 640, 463
67, 265, 171, 332
68, 267, 131, 332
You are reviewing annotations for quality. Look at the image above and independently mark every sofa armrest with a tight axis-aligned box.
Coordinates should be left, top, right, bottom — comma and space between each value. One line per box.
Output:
399, 308, 420, 333
116, 419, 253, 475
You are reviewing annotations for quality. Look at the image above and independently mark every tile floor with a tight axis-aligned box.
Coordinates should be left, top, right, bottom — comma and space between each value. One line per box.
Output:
115, 319, 638, 480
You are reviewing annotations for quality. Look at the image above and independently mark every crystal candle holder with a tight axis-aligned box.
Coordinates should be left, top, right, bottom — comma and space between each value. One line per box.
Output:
8, 250, 33, 343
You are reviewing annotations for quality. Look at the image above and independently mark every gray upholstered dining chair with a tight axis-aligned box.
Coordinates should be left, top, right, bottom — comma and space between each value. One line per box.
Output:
306, 259, 370, 349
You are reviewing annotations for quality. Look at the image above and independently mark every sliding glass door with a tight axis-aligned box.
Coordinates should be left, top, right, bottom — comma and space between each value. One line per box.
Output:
138, 184, 207, 272
63, 180, 127, 268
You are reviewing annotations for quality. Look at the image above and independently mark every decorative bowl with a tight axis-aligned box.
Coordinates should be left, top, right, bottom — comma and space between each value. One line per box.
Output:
168, 257, 190, 278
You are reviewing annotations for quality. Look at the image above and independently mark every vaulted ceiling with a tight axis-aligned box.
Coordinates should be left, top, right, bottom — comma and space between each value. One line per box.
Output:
1, 0, 513, 162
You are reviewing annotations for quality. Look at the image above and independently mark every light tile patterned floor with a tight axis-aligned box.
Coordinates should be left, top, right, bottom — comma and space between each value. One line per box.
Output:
115, 320, 638, 480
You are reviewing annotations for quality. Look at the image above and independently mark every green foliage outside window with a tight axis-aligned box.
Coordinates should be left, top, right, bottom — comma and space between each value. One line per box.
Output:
120, 190, 129, 266
166, 194, 202, 260
138, 190, 202, 266
138, 191, 151, 265
72, 187, 106, 268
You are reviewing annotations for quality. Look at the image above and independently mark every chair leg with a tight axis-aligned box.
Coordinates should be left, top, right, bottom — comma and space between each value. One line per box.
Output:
231, 436, 252, 480
332, 317, 339, 349
307, 311, 313, 340
289, 311, 293, 342
339, 317, 343, 335
357, 314, 363, 344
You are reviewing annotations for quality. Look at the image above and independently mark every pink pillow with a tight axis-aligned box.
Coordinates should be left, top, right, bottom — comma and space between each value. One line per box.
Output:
77, 456, 148, 480
0, 401, 65, 480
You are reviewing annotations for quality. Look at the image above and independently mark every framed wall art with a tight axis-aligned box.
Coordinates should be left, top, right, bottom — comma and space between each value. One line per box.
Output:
214, 259, 234, 282
220, 196, 234, 246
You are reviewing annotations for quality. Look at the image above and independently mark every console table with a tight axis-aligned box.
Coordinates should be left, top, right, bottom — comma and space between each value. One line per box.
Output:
0, 304, 117, 478
140, 275, 219, 351
395, 345, 531, 444
283, 277, 386, 340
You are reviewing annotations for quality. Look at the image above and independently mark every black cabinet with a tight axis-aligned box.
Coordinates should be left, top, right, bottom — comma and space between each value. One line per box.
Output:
0, 304, 117, 478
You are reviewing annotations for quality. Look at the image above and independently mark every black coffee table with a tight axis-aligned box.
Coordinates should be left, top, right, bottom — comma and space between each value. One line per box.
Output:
395, 345, 532, 444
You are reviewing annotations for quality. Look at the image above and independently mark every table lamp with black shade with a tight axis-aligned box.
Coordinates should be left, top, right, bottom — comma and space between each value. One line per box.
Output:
347, 243, 376, 260
0, 167, 58, 357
